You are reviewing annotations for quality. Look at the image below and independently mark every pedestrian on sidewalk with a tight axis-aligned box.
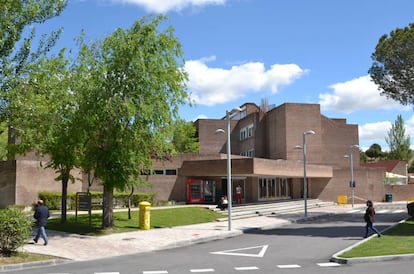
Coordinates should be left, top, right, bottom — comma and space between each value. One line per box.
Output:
236, 185, 243, 204
364, 200, 381, 238
33, 199, 50, 246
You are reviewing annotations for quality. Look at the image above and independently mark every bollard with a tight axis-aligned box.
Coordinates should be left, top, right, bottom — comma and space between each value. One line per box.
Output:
139, 201, 151, 230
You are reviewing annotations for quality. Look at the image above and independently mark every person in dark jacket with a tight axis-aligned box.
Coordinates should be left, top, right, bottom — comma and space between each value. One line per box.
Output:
33, 199, 50, 245
364, 200, 381, 238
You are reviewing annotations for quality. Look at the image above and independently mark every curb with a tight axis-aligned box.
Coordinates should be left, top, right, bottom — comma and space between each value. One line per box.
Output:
330, 217, 412, 264
0, 259, 70, 272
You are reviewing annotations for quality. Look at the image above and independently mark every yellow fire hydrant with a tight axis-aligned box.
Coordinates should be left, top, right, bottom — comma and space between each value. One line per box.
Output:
139, 201, 151, 230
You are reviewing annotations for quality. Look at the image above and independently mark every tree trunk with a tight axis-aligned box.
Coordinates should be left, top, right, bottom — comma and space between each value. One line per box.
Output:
102, 186, 114, 228
128, 187, 134, 220
60, 169, 70, 224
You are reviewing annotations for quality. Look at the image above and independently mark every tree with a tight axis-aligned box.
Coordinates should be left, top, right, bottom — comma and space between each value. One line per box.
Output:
385, 115, 412, 160
1, 0, 67, 114
171, 119, 199, 153
365, 143, 385, 160
5, 51, 83, 224
369, 23, 414, 105
75, 15, 190, 228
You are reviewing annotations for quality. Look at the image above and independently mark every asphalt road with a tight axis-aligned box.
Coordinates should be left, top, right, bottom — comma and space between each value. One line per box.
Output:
9, 205, 409, 274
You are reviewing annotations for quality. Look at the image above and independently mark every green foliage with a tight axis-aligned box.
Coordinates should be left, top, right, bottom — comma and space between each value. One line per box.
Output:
364, 143, 386, 160
171, 118, 199, 153
74, 15, 190, 228
0, 0, 67, 117
369, 23, 414, 106
385, 115, 412, 160
0, 207, 32, 256
38, 191, 156, 210
0, 122, 7, 160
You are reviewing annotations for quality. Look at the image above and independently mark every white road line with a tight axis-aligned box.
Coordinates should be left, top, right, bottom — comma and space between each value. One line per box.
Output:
394, 209, 406, 213
317, 262, 341, 267
347, 209, 362, 213
94, 273, 120, 274
277, 264, 301, 268
210, 245, 268, 257
143, 271, 168, 274
234, 266, 259, 271
377, 210, 389, 213
190, 269, 215, 272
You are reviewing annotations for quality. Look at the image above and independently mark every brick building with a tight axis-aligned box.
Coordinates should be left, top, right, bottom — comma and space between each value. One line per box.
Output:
1, 102, 413, 208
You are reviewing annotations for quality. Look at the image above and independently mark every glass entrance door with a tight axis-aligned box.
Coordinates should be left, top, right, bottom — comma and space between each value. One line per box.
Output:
258, 177, 291, 200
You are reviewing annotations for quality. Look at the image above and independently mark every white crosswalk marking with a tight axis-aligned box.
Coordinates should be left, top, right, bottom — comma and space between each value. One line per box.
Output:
317, 262, 341, 267
143, 271, 168, 274
377, 209, 389, 213
394, 209, 406, 213
235, 266, 259, 270
95, 273, 120, 274
277, 264, 301, 268
190, 269, 215, 272
348, 209, 362, 213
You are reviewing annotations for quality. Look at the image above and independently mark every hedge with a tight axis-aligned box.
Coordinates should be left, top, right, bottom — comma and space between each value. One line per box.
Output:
38, 192, 156, 210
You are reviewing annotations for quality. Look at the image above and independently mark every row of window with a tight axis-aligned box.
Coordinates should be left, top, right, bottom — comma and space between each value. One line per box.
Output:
241, 150, 255, 157
240, 124, 254, 140
145, 169, 177, 176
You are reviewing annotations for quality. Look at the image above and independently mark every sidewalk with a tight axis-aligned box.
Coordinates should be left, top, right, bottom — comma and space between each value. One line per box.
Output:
2, 203, 408, 272
21, 204, 354, 261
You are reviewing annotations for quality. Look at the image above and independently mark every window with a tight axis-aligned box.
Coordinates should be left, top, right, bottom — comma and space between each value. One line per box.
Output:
165, 169, 177, 175
154, 169, 164, 175
240, 124, 254, 140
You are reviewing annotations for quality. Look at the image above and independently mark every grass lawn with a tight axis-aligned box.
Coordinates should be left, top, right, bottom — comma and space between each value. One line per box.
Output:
0, 206, 223, 266
339, 218, 414, 258
46, 206, 224, 235
0, 252, 58, 265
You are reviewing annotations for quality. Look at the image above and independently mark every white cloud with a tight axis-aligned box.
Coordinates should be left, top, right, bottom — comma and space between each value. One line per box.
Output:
358, 121, 391, 151
319, 75, 403, 113
111, 0, 225, 13
185, 56, 308, 106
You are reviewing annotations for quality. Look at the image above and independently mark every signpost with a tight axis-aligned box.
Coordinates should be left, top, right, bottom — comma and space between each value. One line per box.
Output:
76, 192, 92, 226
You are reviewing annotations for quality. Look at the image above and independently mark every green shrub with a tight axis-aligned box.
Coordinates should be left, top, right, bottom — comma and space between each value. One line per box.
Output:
38, 191, 156, 210
0, 207, 32, 256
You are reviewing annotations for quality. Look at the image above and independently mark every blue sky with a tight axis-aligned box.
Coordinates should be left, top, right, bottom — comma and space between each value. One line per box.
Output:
33, 0, 414, 151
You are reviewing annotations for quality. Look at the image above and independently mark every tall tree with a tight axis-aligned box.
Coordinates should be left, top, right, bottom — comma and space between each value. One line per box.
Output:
75, 15, 189, 228
369, 23, 414, 105
171, 119, 199, 153
5, 51, 83, 223
385, 115, 412, 160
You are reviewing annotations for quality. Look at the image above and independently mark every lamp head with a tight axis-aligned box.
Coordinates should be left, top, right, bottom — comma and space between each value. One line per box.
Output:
304, 130, 315, 135
215, 129, 225, 135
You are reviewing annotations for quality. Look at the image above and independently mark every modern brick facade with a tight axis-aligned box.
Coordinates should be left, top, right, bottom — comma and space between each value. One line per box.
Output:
2, 102, 414, 208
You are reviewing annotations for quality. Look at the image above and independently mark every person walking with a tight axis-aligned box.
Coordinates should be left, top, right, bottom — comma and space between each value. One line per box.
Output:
364, 200, 381, 238
33, 199, 50, 246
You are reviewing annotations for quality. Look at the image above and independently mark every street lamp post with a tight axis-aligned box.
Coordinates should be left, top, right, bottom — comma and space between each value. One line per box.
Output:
295, 130, 315, 218
216, 107, 242, 231
346, 144, 359, 208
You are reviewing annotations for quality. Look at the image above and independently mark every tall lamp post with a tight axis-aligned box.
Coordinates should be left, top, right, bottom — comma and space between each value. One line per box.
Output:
295, 130, 315, 218
344, 144, 359, 208
216, 107, 242, 231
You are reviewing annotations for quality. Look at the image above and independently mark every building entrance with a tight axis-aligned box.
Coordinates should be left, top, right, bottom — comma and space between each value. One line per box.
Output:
258, 177, 291, 200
